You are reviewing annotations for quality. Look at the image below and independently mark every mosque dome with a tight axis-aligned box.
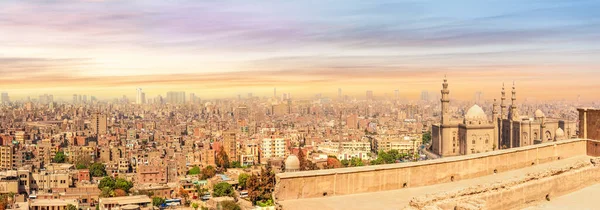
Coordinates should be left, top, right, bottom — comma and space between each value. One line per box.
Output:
465, 104, 487, 120
285, 155, 300, 172
535, 109, 545, 118
555, 128, 565, 137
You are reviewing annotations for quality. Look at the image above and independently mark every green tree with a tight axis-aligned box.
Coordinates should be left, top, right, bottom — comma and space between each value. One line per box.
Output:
219, 201, 241, 210
66, 204, 77, 210
99, 186, 114, 198
152, 197, 166, 207
340, 159, 350, 167
213, 182, 234, 197
230, 161, 242, 168
188, 165, 201, 175
53, 151, 66, 163
191, 203, 199, 210
422, 131, 432, 144
90, 163, 107, 177
98, 177, 115, 190
114, 178, 133, 193
76, 163, 88, 169
238, 173, 250, 189
200, 166, 216, 180
349, 157, 364, 167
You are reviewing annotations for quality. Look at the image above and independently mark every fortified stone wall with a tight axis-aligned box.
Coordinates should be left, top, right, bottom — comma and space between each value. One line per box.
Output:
275, 139, 592, 201
579, 108, 600, 140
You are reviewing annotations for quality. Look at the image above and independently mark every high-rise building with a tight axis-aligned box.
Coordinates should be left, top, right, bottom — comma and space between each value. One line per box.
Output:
91, 113, 108, 135
261, 137, 286, 163
166, 91, 186, 104
421, 91, 430, 102
338, 88, 342, 99
223, 131, 237, 161
136, 88, 143, 104
394, 89, 400, 99
73, 94, 78, 104
366, 90, 374, 100
82, 95, 87, 103
474, 91, 483, 104
0, 92, 8, 104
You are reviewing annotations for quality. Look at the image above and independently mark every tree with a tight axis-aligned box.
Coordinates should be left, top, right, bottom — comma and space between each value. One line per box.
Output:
349, 157, 364, 167
152, 197, 166, 207
191, 203, 199, 210
195, 184, 209, 198
216, 146, 230, 169
114, 178, 133, 193
114, 189, 127, 197
179, 187, 189, 204
246, 174, 261, 204
422, 131, 432, 144
90, 163, 107, 177
188, 165, 201, 175
66, 204, 77, 210
230, 161, 242, 168
326, 157, 342, 169
219, 201, 241, 210
98, 177, 115, 190
76, 163, 88, 169
341, 159, 350, 167
213, 182, 235, 197
73, 154, 93, 169
200, 166, 216, 180
238, 173, 250, 189
53, 151, 66, 163
297, 148, 307, 171
100, 187, 114, 198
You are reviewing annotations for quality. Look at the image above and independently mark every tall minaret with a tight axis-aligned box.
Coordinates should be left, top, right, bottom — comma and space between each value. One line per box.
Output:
500, 83, 506, 119
510, 82, 517, 120
492, 99, 499, 150
441, 76, 450, 125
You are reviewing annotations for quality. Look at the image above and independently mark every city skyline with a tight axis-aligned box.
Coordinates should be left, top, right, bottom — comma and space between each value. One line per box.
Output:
1, 0, 600, 100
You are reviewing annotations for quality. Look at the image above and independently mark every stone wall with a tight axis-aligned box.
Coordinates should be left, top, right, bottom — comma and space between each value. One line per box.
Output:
578, 108, 600, 140
405, 157, 600, 210
275, 139, 591, 201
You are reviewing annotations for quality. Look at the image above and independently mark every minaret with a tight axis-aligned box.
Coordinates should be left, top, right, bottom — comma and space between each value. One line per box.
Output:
492, 99, 499, 150
441, 76, 450, 125
492, 99, 499, 120
500, 83, 506, 119
510, 82, 517, 120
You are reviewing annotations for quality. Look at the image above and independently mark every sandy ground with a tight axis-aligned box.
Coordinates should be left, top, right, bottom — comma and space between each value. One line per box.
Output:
522, 183, 600, 210
279, 155, 592, 210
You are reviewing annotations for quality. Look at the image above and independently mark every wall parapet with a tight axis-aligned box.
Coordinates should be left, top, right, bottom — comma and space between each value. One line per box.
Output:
275, 138, 598, 201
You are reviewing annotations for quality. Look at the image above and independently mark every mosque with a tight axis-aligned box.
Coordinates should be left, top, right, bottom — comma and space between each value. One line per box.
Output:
431, 78, 577, 157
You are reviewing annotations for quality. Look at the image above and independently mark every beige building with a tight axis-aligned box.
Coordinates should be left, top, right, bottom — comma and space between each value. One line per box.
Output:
98, 195, 151, 210
261, 137, 286, 162
432, 78, 577, 157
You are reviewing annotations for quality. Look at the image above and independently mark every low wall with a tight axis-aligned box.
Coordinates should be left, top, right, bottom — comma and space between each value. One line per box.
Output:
275, 139, 596, 201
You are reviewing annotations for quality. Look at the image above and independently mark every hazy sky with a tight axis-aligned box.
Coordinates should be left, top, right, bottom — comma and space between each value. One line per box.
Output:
1, 0, 600, 100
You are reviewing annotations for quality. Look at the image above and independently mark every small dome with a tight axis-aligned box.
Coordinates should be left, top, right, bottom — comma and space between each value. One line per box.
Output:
465, 104, 487, 120
555, 128, 565, 137
285, 155, 300, 171
534, 109, 545, 118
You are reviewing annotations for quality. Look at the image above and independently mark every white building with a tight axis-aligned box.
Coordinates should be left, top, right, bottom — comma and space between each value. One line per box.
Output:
261, 138, 286, 161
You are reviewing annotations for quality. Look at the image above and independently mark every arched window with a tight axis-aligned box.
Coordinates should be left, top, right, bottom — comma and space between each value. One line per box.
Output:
545, 131, 552, 141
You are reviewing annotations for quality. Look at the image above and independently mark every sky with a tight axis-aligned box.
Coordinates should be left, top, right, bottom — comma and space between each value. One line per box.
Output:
1, 0, 600, 101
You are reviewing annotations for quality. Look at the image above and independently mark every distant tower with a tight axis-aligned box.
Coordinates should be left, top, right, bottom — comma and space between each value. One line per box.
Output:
338, 88, 342, 99
274, 88, 277, 99
440, 76, 450, 125
136, 88, 143, 104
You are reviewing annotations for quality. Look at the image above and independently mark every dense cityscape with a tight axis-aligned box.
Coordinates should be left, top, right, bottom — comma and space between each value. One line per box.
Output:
0, 78, 591, 210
